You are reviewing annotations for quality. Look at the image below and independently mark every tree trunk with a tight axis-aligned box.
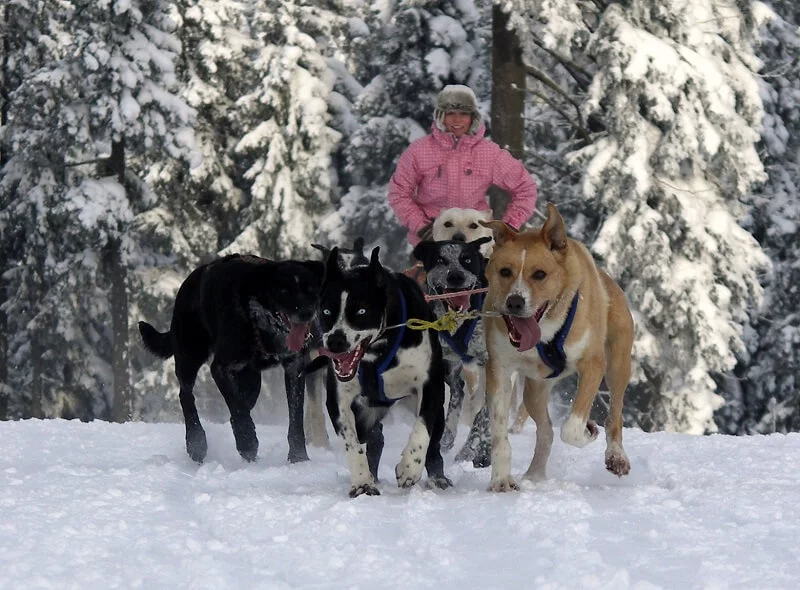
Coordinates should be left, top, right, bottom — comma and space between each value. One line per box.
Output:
106, 139, 132, 422
489, 4, 526, 220
0, 5, 10, 418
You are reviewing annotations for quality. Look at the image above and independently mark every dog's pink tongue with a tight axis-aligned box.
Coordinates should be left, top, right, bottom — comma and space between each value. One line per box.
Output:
287, 322, 310, 352
509, 316, 541, 352
449, 292, 471, 310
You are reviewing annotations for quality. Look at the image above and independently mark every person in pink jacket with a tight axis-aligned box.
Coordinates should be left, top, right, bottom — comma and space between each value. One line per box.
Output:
388, 84, 538, 245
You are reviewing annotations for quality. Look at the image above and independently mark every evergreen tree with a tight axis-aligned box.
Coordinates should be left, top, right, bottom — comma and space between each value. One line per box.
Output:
722, 0, 800, 434
1, 0, 194, 420
505, 0, 770, 433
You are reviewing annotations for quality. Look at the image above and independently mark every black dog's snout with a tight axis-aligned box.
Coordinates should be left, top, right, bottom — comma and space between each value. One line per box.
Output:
452, 232, 466, 242
505, 294, 526, 315
447, 270, 466, 286
326, 330, 349, 354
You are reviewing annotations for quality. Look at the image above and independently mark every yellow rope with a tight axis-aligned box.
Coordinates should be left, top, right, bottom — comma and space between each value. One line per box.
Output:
405, 309, 481, 332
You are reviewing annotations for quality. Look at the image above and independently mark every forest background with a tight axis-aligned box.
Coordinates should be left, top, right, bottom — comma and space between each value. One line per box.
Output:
1, 0, 798, 437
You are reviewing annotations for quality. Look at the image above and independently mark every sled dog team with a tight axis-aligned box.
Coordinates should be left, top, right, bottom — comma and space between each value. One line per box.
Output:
139, 204, 634, 497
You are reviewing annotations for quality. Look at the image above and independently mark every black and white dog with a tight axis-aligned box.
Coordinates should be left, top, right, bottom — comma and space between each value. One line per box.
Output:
316, 247, 452, 497
138, 254, 324, 464
413, 237, 493, 467
302, 238, 373, 449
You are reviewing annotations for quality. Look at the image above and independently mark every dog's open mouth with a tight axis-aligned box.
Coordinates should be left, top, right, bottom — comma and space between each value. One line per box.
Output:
502, 302, 547, 352
442, 288, 472, 313
279, 313, 313, 353
318, 338, 370, 382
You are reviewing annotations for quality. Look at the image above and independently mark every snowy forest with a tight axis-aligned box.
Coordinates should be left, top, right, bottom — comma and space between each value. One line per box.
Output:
1, 0, 798, 437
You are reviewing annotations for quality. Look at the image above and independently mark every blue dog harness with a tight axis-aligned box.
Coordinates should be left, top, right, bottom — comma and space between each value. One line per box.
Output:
536, 291, 580, 379
358, 289, 407, 405
439, 292, 484, 363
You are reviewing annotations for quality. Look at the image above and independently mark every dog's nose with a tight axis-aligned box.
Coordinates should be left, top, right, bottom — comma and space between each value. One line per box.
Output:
447, 270, 465, 286
505, 294, 526, 315
325, 330, 349, 354
452, 232, 466, 242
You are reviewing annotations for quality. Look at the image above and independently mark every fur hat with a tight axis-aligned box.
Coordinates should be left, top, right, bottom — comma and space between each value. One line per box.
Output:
434, 85, 481, 135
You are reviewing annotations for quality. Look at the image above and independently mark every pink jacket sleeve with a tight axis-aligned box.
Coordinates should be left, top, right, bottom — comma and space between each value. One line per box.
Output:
492, 148, 538, 230
388, 145, 429, 233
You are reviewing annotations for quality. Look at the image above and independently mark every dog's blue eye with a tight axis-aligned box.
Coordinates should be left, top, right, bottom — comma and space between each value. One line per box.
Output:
322, 309, 331, 316
357, 308, 366, 315
463, 257, 472, 265
532, 270, 547, 280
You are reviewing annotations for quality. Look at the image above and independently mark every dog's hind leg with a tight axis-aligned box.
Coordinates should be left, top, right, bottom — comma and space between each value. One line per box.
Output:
211, 362, 261, 462
365, 422, 384, 481
283, 354, 310, 463
303, 367, 330, 449
454, 405, 491, 468
441, 360, 465, 452
175, 357, 207, 463
522, 378, 553, 482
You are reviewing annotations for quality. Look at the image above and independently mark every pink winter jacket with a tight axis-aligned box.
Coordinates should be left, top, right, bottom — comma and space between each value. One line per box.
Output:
388, 122, 538, 245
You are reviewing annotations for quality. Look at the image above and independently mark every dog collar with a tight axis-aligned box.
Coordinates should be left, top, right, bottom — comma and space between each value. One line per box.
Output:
358, 288, 407, 405
536, 291, 579, 379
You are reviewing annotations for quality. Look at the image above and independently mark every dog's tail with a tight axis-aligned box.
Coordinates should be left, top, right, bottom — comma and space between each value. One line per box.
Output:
138, 321, 173, 359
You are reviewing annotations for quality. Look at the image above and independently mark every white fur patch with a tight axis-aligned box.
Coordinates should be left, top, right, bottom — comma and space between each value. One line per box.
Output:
432, 208, 494, 257
396, 419, 431, 487
560, 414, 596, 448
378, 334, 433, 404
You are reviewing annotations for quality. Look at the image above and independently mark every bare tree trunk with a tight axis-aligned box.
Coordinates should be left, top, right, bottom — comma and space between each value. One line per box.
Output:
1, 5, 11, 418
489, 4, 526, 220
105, 139, 132, 423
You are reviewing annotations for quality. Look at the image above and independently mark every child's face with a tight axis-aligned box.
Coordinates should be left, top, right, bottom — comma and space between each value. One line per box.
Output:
444, 111, 472, 137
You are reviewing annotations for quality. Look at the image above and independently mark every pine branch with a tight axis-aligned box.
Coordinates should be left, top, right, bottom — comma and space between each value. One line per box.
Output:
530, 37, 593, 90
523, 64, 592, 143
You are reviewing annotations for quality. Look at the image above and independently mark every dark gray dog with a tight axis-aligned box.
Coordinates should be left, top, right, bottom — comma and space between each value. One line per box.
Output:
413, 237, 492, 467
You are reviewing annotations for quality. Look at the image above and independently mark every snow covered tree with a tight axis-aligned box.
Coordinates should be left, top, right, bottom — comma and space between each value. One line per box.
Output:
503, 0, 771, 433
1, 0, 194, 420
217, 0, 341, 259
720, 0, 800, 434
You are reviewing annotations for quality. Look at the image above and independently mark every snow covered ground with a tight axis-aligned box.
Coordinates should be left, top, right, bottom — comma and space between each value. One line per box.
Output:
1, 414, 798, 589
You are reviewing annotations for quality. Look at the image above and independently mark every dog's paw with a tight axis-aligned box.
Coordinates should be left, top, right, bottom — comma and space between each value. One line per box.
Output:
488, 476, 520, 493
472, 454, 491, 469
605, 444, 630, 477
429, 475, 454, 490
349, 482, 380, 498
560, 415, 599, 448
185, 429, 208, 464
440, 429, 456, 452
395, 463, 424, 489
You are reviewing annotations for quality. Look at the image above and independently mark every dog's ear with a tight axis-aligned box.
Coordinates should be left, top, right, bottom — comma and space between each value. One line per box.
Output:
411, 241, 435, 267
469, 236, 493, 250
480, 220, 517, 247
368, 247, 387, 288
324, 247, 342, 282
311, 243, 330, 259
352, 237, 365, 255
542, 203, 567, 252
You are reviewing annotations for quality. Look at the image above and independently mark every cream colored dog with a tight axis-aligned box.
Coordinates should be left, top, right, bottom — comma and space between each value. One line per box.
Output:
432, 207, 494, 257
481, 203, 633, 491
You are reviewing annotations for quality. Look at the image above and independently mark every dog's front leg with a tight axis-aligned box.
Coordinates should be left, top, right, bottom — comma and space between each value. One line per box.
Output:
486, 356, 518, 492
335, 383, 379, 497
561, 355, 604, 448
441, 360, 465, 452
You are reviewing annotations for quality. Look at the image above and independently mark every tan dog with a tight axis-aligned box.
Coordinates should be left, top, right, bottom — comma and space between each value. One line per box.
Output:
481, 203, 633, 491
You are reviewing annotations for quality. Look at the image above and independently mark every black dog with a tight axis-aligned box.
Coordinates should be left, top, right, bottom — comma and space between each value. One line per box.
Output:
138, 254, 324, 464
413, 238, 493, 467
311, 237, 370, 271
316, 247, 452, 497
